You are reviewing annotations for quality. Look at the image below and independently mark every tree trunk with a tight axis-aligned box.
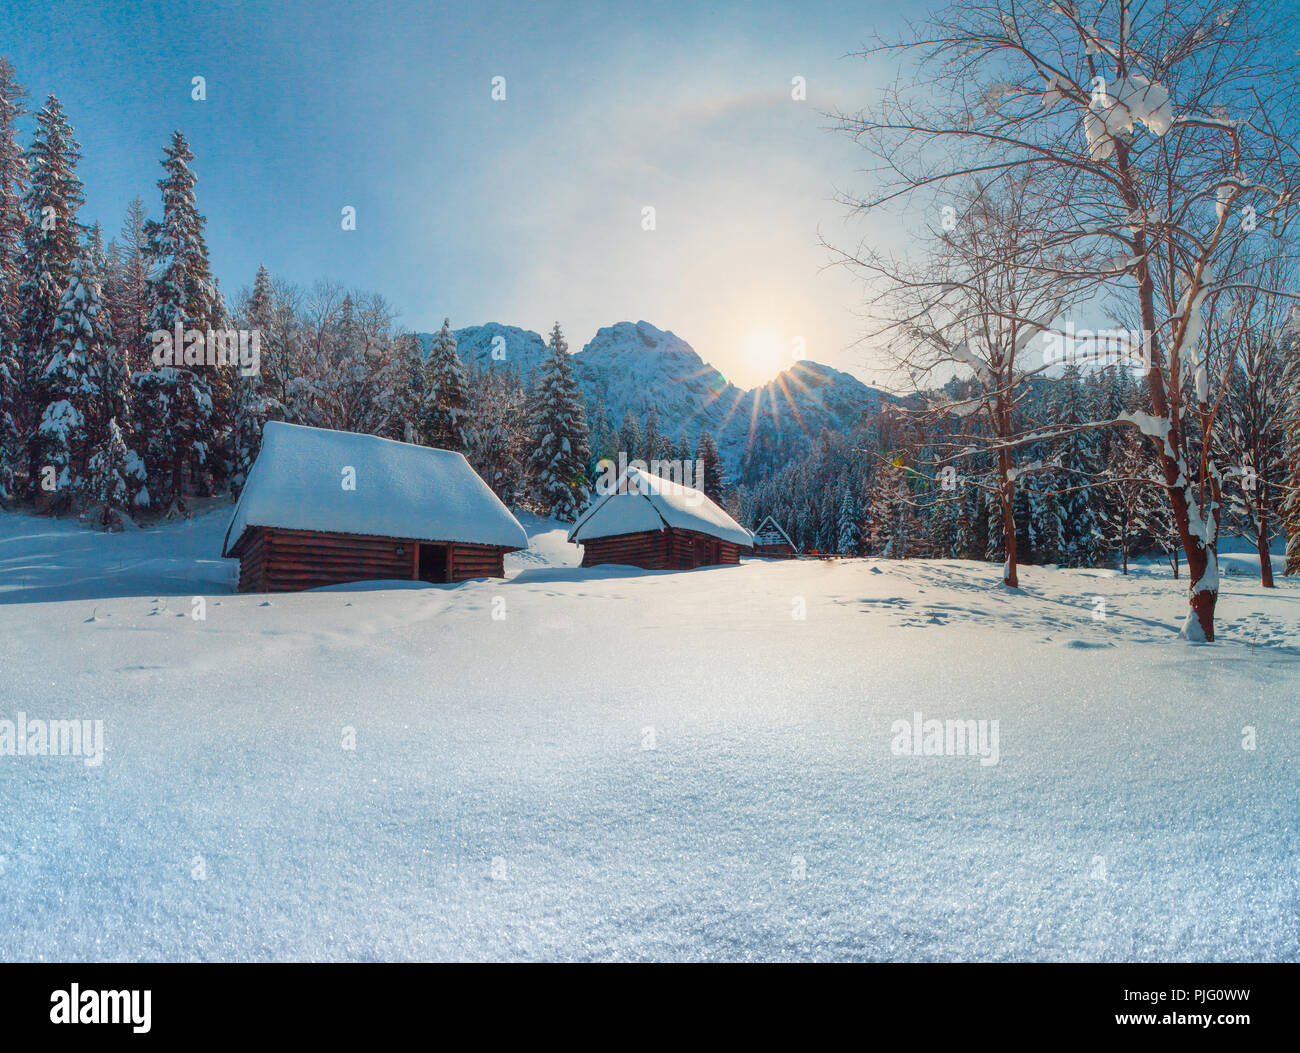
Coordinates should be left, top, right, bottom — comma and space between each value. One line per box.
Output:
1183, 544, 1217, 641
1115, 146, 1218, 641
999, 459, 1017, 588
1257, 516, 1274, 588
1189, 584, 1216, 641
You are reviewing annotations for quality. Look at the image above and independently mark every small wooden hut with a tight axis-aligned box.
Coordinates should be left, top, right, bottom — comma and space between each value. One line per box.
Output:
569, 466, 753, 570
752, 515, 797, 558
222, 422, 528, 592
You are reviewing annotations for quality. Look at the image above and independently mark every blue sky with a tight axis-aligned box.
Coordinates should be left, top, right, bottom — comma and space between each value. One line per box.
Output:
0, 0, 909, 387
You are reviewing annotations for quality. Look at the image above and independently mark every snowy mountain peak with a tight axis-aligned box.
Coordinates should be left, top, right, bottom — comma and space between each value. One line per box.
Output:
580, 321, 702, 363
415, 321, 893, 477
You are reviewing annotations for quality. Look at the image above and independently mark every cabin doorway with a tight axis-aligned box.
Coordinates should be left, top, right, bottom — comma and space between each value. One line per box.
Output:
417, 543, 449, 583
690, 536, 719, 567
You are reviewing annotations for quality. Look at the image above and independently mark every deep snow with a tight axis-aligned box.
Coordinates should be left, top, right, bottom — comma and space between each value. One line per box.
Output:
0, 507, 1295, 961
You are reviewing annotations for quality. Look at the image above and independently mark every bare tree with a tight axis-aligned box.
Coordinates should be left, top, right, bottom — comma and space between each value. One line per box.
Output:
836, 174, 1079, 585
283, 282, 400, 435
1211, 252, 1296, 585
833, 0, 1300, 640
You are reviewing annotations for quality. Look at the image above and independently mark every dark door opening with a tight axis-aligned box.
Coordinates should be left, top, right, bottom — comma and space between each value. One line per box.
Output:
418, 543, 448, 583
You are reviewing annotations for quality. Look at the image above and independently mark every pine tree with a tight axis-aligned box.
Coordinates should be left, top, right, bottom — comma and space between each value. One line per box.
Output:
228, 265, 284, 489
78, 227, 129, 440
85, 416, 136, 528
109, 197, 150, 375
929, 479, 978, 560
866, 460, 925, 557
0, 60, 21, 501
229, 366, 267, 492
135, 132, 222, 512
1047, 366, 1104, 566
674, 434, 693, 465
836, 485, 861, 554
0, 337, 19, 500
388, 330, 424, 443
618, 410, 642, 462
642, 405, 666, 462
528, 322, 591, 520
143, 134, 221, 335
1019, 470, 1063, 565
1283, 327, 1300, 576
39, 254, 109, 504
85, 222, 108, 284
17, 94, 84, 494
585, 398, 618, 472
421, 318, 472, 450
0, 59, 27, 370
695, 430, 726, 502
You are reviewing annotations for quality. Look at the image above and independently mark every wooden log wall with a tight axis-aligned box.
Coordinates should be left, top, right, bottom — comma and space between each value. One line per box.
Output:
447, 543, 506, 582
716, 541, 742, 564
236, 527, 272, 592
578, 529, 743, 570
231, 527, 510, 592
670, 525, 702, 566
579, 530, 671, 569
257, 528, 412, 592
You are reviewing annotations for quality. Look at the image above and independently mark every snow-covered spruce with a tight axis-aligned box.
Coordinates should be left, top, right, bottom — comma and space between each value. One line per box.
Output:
527, 323, 591, 522
135, 131, 223, 512
421, 317, 472, 453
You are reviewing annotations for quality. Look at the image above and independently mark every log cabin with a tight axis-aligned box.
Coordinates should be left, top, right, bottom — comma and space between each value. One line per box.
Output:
569, 465, 754, 569
752, 515, 797, 558
222, 422, 528, 592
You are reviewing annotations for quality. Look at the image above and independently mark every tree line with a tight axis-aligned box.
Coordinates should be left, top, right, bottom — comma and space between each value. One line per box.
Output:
0, 57, 732, 530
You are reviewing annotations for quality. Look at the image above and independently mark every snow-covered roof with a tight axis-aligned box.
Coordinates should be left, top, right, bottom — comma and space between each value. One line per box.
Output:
753, 515, 795, 549
223, 422, 528, 555
568, 466, 753, 547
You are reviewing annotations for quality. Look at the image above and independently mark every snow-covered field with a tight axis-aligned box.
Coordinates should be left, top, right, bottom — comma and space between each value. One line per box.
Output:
0, 507, 1295, 961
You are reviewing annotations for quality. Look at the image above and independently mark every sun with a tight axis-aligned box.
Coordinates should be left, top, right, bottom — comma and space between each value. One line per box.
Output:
742, 327, 789, 382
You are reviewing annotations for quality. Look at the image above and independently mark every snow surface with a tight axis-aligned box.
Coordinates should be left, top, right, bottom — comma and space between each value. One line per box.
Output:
223, 422, 528, 554
0, 508, 1295, 962
569, 466, 754, 547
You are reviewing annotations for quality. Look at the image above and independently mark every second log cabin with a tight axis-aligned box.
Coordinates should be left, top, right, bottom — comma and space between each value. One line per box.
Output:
568, 465, 753, 570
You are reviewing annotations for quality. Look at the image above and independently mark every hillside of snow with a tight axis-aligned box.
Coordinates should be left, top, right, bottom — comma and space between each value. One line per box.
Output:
0, 508, 1295, 961
417, 320, 894, 474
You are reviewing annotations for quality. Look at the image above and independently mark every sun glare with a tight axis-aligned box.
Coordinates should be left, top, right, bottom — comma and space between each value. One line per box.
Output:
742, 327, 788, 383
